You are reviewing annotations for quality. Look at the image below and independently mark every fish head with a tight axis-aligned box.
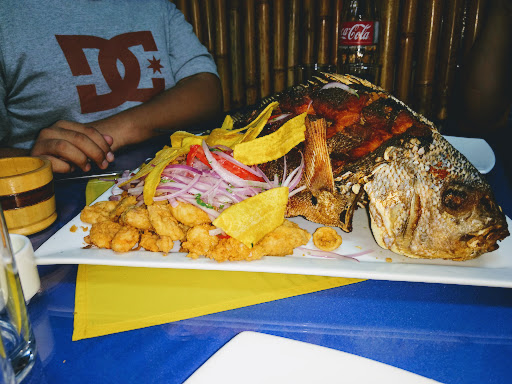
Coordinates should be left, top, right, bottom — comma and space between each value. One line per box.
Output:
365, 132, 509, 260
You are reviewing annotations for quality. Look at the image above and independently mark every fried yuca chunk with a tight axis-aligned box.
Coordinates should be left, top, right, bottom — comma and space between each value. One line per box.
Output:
169, 202, 211, 227
183, 220, 310, 262
206, 237, 265, 262
181, 224, 219, 259
120, 206, 153, 230
89, 221, 122, 249
111, 225, 140, 253
81, 201, 118, 224
110, 195, 137, 221
147, 204, 186, 241
140, 231, 174, 253
257, 220, 311, 256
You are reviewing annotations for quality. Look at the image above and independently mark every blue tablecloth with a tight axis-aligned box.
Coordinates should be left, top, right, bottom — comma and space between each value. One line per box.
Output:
24, 137, 512, 384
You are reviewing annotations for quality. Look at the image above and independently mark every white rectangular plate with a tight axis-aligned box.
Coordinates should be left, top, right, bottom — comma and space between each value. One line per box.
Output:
444, 135, 495, 174
184, 331, 440, 384
35, 188, 512, 288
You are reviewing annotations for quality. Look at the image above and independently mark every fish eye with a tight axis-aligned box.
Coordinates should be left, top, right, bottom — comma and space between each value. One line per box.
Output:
441, 182, 479, 216
441, 183, 477, 215
443, 188, 467, 210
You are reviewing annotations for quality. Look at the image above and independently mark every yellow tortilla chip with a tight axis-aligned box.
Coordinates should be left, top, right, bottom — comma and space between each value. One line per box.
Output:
142, 148, 185, 205
212, 187, 289, 248
122, 102, 280, 205
170, 131, 207, 148
240, 102, 278, 142
119, 146, 177, 187
220, 114, 234, 130
233, 112, 307, 165
120, 145, 190, 204
205, 128, 245, 148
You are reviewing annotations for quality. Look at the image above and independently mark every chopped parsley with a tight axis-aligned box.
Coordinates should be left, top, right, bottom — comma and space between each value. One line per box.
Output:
195, 194, 214, 209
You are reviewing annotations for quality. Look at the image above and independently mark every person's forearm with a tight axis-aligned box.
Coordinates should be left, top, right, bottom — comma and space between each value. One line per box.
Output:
92, 72, 223, 151
458, 0, 512, 131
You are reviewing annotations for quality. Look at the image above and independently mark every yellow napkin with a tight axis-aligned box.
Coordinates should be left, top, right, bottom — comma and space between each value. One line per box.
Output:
73, 179, 365, 340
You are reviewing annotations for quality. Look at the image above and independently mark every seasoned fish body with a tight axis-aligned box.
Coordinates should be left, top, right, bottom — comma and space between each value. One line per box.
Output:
239, 73, 509, 260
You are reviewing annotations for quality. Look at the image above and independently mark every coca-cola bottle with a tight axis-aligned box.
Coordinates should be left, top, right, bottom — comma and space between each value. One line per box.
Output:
337, 0, 379, 83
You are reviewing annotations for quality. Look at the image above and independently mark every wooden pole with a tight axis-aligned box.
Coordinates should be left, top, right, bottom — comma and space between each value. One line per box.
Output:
316, 0, 331, 68
463, 0, 488, 58
203, 0, 216, 59
213, 0, 231, 111
243, 0, 258, 105
301, 0, 316, 82
256, 0, 271, 98
229, 0, 244, 109
378, 0, 400, 92
396, 0, 419, 102
435, 0, 464, 122
287, 0, 301, 87
413, 0, 443, 118
189, 0, 203, 41
331, 0, 343, 69
175, 0, 189, 21
273, 0, 287, 93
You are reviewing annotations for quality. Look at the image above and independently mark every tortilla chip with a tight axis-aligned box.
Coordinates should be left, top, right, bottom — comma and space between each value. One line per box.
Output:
233, 112, 307, 165
170, 131, 207, 148
220, 114, 234, 130
142, 149, 185, 206
212, 187, 289, 248
205, 128, 245, 148
240, 102, 278, 142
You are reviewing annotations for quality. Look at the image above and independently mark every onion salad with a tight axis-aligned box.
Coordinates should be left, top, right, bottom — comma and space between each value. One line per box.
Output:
110, 142, 305, 221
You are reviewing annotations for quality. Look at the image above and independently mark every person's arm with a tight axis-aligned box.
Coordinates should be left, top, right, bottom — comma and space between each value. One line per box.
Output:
24, 72, 221, 173
454, 0, 512, 135
92, 72, 223, 151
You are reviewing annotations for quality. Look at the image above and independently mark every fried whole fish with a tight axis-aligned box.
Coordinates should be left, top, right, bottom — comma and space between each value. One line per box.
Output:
235, 73, 509, 261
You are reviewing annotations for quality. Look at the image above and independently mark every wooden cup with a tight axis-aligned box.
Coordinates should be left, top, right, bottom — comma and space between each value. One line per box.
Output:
0, 157, 56, 235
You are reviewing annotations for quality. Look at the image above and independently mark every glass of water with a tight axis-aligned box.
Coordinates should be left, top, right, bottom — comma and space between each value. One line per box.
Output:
0, 332, 15, 384
0, 205, 37, 382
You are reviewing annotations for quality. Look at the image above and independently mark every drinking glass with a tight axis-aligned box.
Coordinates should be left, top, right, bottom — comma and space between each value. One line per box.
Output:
0, 333, 15, 384
0, 205, 37, 382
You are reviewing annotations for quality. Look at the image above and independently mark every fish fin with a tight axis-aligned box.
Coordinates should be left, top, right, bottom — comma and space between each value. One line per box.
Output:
304, 117, 335, 195
339, 187, 365, 232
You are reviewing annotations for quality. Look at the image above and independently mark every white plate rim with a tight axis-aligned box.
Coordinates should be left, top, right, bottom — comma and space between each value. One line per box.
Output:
184, 331, 441, 384
35, 188, 512, 288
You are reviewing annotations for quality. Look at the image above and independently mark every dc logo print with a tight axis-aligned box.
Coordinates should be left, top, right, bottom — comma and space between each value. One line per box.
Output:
56, 31, 165, 113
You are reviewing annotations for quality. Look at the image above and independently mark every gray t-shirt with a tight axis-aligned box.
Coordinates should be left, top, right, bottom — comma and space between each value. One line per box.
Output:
0, 0, 218, 149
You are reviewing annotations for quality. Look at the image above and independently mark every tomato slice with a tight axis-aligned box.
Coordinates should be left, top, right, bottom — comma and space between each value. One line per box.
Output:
186, 145, 264, 182
186, 145, 209, 167
215, 158, 264, 181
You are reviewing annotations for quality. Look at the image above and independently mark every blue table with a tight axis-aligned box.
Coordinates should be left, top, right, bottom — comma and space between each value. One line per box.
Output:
24, 138, 512, 384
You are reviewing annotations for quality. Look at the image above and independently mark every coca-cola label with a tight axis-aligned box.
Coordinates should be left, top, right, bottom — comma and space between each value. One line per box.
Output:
339, 21, 375, 46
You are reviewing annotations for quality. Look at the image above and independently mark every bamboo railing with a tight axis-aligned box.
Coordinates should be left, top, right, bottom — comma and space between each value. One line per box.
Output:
174, 0, 490, 126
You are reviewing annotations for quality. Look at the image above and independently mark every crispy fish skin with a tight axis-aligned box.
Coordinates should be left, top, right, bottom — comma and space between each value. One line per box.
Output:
243, 73, 509, 260
365, 130, 508, 260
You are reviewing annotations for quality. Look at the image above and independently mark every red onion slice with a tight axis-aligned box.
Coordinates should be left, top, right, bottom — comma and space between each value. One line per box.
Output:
268, 113, 291, 123
202, 141, 248, 187
297, 246, 374, 261
320, 82, 359, 96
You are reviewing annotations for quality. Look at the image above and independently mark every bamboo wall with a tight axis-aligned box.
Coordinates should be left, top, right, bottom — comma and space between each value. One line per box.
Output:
174, 0, 489, 126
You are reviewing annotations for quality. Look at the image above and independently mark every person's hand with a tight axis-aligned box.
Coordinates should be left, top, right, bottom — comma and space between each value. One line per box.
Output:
31, 120, 115, 173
